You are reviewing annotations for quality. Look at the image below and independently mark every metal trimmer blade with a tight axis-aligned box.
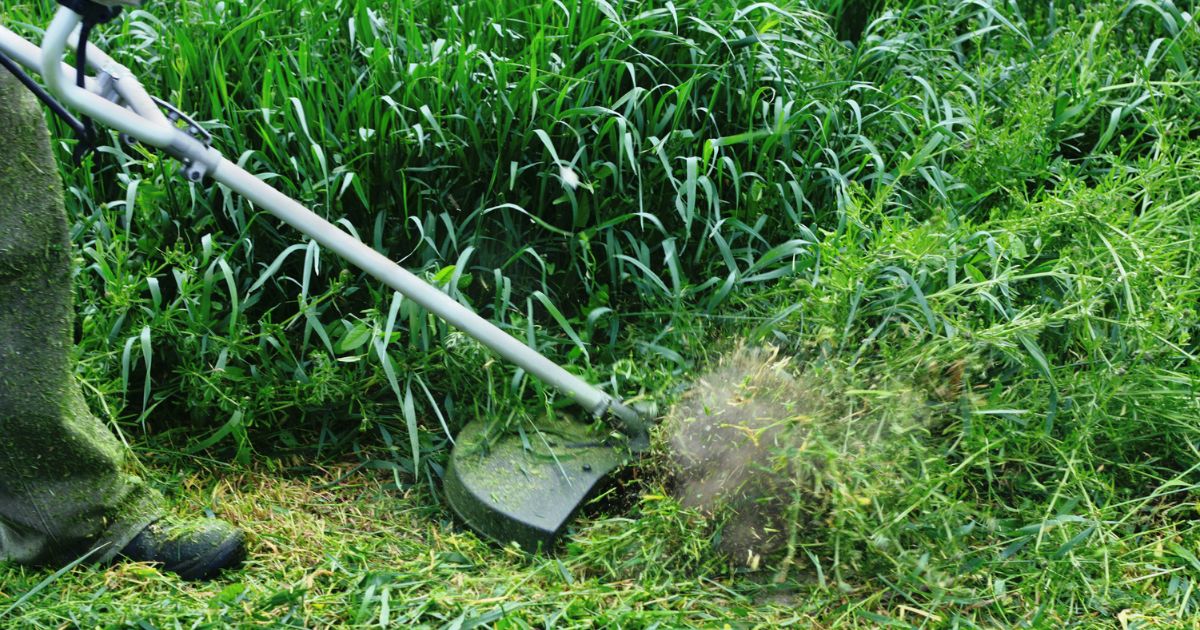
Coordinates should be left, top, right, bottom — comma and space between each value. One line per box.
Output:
444, 414, 632, 550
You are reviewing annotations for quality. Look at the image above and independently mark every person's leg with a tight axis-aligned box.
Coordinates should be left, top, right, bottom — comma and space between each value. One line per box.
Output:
0, 71, 162, 566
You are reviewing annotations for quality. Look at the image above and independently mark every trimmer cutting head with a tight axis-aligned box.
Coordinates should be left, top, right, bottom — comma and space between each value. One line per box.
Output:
444, 413, 634, 550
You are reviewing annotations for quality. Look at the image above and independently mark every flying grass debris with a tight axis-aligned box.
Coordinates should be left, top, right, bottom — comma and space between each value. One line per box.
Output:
664, 345, 930, 575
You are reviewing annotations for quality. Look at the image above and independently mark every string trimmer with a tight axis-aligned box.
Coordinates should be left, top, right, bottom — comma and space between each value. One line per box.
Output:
0, 0, 651, 550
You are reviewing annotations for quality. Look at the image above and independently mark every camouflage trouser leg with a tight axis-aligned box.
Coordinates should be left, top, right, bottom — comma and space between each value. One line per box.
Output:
0, 72, 161, 567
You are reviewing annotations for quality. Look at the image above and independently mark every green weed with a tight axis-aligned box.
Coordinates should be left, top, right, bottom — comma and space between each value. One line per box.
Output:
0, 0, 1197, 626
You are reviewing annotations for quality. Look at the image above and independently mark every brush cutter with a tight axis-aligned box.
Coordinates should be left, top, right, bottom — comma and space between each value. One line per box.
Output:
0, 1, 651, 550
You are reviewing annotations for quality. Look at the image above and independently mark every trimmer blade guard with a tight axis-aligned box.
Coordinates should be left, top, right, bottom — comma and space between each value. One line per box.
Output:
444, 414, 629, 551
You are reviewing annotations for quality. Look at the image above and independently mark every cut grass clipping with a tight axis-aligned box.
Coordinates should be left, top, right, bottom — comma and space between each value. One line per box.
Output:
663, 344, 932, 579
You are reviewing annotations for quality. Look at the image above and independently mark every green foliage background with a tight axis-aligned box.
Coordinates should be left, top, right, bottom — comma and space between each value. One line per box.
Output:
2, 0, 1199, 625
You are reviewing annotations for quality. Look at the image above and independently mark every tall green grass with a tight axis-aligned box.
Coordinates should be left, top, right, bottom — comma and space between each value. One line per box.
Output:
1, 0, 1198, 624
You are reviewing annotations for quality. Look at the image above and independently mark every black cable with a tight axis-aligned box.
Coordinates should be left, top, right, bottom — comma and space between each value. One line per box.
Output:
76, 21, 93, 92
0, 49, 90, 138
71, 19, 98, 161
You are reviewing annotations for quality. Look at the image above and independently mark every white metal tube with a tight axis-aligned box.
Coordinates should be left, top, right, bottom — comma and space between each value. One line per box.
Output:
0, 23, 98, 91
211, 158, 618, 418
40, 7, 174, 147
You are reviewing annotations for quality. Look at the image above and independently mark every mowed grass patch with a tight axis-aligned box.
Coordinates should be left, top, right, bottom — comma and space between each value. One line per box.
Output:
0, 442, 1194, 627
0, 457, 813, 627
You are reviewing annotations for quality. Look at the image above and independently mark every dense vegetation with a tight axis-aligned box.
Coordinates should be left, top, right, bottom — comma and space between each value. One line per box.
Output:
2, 0, 1198, 626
